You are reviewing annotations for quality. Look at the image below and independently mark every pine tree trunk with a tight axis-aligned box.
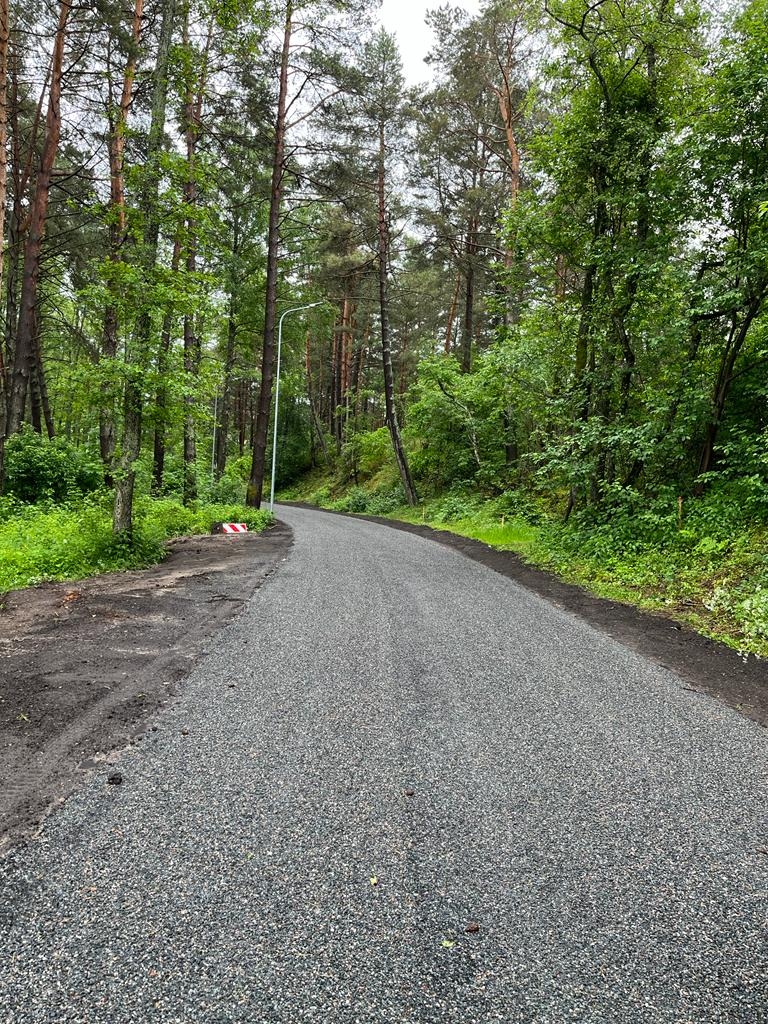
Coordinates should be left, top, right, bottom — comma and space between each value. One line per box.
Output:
0, 0, 8, 305
4, 46, 23, 380
33, 313, 54, 438
215, 209, 241, 480
182, 16, 198, 505
0, 0, 10, 487
461, 247, 475, 374
305, 331, 330, 467
445, 272, 460, 354
377, 121, 417, 507
215, 292, 238, 479
182, 311, 199, 503
6, 0, 70, 436
247, 0, 292, 508
180, 15, 212, 504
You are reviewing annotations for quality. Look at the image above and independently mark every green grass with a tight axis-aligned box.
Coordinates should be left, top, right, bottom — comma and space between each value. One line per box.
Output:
393, 506, 538, 553
0, 494, 273, 594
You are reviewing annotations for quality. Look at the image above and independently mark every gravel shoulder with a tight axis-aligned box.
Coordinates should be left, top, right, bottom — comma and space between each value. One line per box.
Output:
0, 523, 292, 854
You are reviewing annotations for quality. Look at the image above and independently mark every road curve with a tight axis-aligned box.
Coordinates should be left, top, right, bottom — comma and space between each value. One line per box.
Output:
1, 504, 767, 1023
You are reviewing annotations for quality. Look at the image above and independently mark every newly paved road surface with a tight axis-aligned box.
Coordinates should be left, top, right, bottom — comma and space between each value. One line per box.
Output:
1, 505, 767, 1023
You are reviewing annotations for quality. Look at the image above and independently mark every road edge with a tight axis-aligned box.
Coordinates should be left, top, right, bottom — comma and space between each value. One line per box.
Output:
0, 521, 294, 857
278, 502, 768, 729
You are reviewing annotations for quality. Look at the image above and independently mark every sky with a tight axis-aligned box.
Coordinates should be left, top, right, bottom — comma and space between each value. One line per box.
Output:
378, 0, 481, 84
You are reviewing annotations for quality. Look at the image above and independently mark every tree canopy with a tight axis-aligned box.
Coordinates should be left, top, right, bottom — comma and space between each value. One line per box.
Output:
0, 0, 765, 551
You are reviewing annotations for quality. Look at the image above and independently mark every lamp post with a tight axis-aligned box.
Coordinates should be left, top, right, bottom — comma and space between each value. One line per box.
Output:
211, 393, 218, 481
269, 301, 323, 513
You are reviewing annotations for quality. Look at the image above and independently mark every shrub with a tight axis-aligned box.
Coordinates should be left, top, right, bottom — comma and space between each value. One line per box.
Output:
201, 473, 246, 505
4, 428, 102, 504
332, 486, 370, 513
365, 485, 406, 515
307, 485, 333, 506
135, 498, 272, 542
431, 489, 483, 523
357, 428, 394, 477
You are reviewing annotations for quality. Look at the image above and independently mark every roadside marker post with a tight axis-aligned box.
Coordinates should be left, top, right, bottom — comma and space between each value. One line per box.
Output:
211, 522, 249, 534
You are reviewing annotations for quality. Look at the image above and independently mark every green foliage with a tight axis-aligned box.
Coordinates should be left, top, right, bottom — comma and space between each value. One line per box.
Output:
331, 486, 370, 513
200, 453, 253, 504
4, 429, 103, 504
0, 496, 273, 594
525, 483, 768, 655
0, 497, 157, 593
202, 474, 247, 504
307, 484, 334, 506
341, 427, 394, 480
364, 485, 406, 515
134, 497, 271, 542
406, 355, 509, 492
0, 496, 24, 525
429, 490, 483, 523
272, 395, 313, 489
325, 482, 405, 515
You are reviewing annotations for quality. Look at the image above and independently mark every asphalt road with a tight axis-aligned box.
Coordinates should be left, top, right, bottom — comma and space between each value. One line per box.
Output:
1, 504, 767, 1023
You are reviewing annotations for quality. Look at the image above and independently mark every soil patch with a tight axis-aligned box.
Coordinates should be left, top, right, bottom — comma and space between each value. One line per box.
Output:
282, 503, 768, 727
0, 523, 292, 854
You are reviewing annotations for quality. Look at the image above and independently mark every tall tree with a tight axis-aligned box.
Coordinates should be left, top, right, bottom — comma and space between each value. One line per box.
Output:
247, 0, 294, 507
113, 0, 177, 535
0, 0, 10, 484
6, 0, 71, 436
364, 29, 417, 504
689, 0, 768, 481
100, 0, 144, 485
247, 0, 370, 507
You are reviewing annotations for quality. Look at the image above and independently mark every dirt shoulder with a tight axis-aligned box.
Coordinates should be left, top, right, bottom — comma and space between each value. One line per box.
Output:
0, 523, 292, 854
282, 503, 767, 728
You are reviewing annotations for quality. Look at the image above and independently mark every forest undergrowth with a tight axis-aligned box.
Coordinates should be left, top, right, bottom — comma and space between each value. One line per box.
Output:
0, 431, 271, 594
0, 496, 272, 594
280, 471, 768, 660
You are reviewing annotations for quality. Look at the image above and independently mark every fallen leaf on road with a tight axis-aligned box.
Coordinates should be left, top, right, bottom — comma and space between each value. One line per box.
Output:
370, 876, 378, 886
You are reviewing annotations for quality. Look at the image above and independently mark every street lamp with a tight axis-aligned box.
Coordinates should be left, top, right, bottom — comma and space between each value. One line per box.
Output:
269, 301, 323, 513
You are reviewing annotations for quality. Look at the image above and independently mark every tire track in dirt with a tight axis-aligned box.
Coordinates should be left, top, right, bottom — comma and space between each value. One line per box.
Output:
0, 523, 292, 853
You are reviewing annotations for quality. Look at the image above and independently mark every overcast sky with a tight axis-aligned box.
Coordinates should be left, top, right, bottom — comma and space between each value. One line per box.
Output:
378, 0, 481, 84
